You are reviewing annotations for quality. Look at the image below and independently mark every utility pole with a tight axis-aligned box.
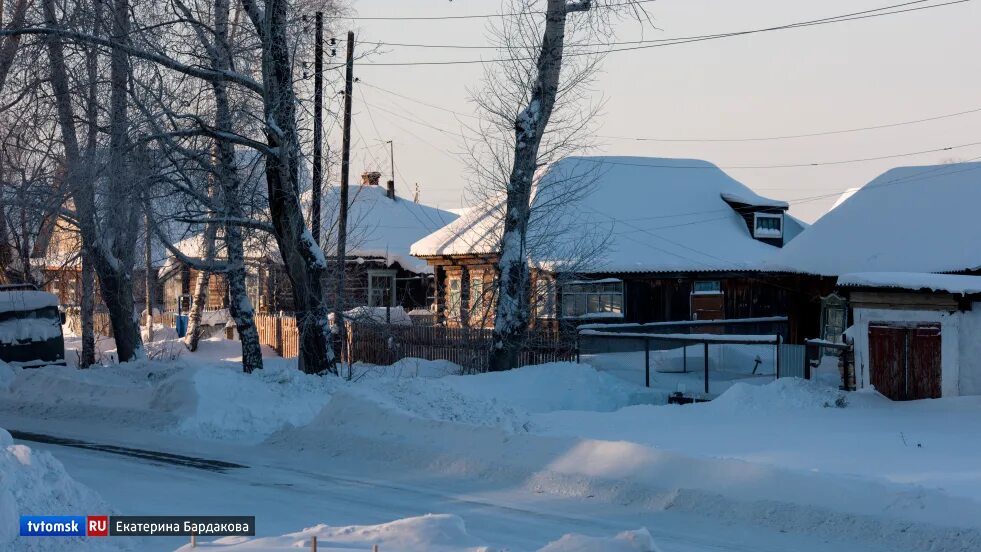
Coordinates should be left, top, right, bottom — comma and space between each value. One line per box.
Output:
311, 12, 323, 245
334, 30, 354, 370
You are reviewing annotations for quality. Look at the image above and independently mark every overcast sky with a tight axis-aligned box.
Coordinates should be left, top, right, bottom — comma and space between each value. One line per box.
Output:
329, 0, 981, 223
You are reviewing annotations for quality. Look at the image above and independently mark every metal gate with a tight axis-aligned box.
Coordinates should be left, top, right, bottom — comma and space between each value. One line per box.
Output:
777, 343, 806, 379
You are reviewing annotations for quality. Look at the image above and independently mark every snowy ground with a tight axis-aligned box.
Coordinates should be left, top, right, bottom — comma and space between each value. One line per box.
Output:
2, 333, 981, 551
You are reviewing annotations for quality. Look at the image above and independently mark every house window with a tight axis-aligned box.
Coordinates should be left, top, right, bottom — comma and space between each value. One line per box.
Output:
470, 277, 484, 318
753, 212, 783, 239
536, 279, 557, 319
692, 280, 721, 294
368, 270, 396, 307
447, 277, 461, 319
820, 294, 847, 347
561, 280, 623, 319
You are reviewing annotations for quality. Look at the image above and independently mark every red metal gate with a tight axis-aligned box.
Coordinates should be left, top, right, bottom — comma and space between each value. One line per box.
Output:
868, 323, 941, 401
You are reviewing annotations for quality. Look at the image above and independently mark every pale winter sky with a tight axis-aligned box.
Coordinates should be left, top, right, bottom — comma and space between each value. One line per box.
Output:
329, 0, 981, 223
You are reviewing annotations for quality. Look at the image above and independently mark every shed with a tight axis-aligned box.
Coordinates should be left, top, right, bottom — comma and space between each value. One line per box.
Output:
838, 272, 981, 400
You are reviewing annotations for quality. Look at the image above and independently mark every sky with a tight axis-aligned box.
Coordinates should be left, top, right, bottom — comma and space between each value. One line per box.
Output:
327, 0, 981, 223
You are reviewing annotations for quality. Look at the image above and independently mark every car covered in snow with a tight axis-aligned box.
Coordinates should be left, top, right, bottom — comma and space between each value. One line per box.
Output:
0, 285, 65, 367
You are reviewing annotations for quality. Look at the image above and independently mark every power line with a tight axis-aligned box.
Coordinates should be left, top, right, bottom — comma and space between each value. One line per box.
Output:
584, 140, 981, 170
361, 79, 981, 144
352, 92, 981, 170
338, 0, 657, 21
598, 106, 981, 143
348, 1, 969, 67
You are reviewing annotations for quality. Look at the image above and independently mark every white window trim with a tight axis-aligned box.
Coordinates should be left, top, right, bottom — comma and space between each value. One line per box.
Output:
367, 269, 397, 307
753, 212, 784, 239
447, 277, 462, 319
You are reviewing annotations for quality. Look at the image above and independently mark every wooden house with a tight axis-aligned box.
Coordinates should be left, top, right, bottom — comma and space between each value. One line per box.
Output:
411, 156, 813, 336
160, 172, 459, 317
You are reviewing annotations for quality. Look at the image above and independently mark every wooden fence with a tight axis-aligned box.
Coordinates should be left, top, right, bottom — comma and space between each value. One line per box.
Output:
67, 308, 574, 371
254, 313, 299, 359
346, 322, 575, 373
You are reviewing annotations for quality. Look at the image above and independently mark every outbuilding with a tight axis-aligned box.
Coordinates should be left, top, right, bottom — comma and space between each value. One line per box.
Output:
838, 272, 981, 400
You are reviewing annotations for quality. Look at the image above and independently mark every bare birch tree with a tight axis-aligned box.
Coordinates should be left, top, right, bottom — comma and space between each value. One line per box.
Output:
471, 0, 649, 371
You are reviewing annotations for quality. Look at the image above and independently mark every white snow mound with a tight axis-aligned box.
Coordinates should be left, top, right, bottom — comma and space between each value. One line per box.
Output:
188, 514, 495, 551
439, 362, 655, 414
707, 377, 847, 411
538, 528, 658, 552
159, 363, 339, 443
0, 429, 128, 551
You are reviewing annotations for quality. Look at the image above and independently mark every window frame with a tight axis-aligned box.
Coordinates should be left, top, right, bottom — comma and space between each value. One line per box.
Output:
560, 279, 624, 319
367, 269, 397, 308
753, 212, 784, 239
447, 277, 462, 319
691, 280, 722, 295
469, 276, 484, 317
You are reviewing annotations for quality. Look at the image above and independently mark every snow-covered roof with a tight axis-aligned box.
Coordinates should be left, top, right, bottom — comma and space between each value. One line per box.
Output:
314, 184, 458, 273
770, 162, 981, 276
166, 185, 457, 275
412, 156, 799, 274
838, 272, 981, 296
720, 192, 789, 209
0, 290, 59, 313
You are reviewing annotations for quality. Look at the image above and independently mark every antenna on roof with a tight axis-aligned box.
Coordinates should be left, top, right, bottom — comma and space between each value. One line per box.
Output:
413, 183, 420, 203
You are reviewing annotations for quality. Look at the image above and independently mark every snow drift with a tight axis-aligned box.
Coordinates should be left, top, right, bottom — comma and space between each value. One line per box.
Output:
0, 429, 127, 551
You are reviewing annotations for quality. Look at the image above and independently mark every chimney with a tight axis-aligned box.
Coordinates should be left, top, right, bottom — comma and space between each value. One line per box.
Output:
361, 171, 381, 186
386, 180, 396, 200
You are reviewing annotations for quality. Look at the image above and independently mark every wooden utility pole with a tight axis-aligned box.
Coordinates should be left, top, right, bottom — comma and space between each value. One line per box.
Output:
387, 139, 395, 198
311, 11, 323, 245
334, 30, 354, 367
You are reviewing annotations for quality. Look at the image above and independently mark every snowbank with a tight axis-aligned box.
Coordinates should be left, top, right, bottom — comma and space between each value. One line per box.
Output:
0, 429, 127, 551
154, 362, 339, 443
437, 363, 656, 414
707, 377, 848, 411
538, 529, 658, 552
178, 514, 659, 552
182, 514, 494, 551
280, 390, 981, 552
355, 357, 461, 379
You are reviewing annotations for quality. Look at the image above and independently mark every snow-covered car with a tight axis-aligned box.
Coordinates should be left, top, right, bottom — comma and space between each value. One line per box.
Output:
0, 286, 66, 367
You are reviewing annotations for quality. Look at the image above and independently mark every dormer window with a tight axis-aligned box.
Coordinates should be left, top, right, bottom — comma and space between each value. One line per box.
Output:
753, 212, 783, 239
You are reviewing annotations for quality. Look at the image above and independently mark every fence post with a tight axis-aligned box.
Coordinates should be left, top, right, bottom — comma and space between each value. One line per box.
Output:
276, 311, 284, 357
311, 535, 317, 552
775, 334, 782, 379
703, 341, 709, 395
683, 344, 687, 373
644, 337, 650, 388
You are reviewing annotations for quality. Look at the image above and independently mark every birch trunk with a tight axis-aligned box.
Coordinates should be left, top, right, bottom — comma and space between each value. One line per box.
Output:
213, 0, 261, 373
488, 0, 585, 371
143, 211, 154, 342
183, 222, 216, 351
256, 0, 334, 374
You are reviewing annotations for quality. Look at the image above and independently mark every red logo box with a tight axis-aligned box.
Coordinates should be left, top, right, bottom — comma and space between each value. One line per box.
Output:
87, 516, 109, 537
